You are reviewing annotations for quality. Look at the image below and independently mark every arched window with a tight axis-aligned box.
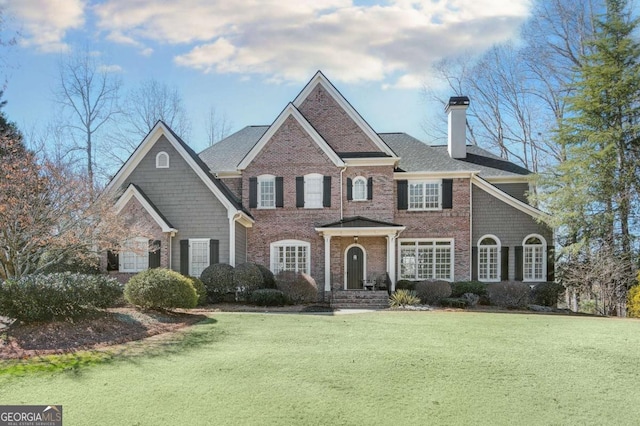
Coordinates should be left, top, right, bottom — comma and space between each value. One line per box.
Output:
352, 176, 367, 201
523, 234, 546, 282
156, 151, 169, 168
478, 235, 500, 282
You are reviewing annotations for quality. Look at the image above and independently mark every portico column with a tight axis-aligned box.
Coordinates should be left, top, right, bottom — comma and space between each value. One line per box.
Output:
324, 234, 332, 292
386, 233, 397, 291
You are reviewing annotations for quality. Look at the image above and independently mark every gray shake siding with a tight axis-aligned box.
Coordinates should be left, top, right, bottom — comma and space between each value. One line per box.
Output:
494, 183, 530, 204
235, 222, 247, 264
472, 186, 552, 281
123, 135, 231, 271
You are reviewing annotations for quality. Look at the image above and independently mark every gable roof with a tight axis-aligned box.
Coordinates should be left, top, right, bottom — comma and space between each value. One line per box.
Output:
237, 103, 345, 170
114, 184, 178, 233
380, 133, 530, 178
319, 216, 404, 228
200, 126, 269, 174
293, 71, 397, 158
471, 175, 549, 220
105, 121, 253, 222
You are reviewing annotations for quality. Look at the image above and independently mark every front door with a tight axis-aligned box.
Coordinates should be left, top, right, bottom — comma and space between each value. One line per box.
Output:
346, 246, 364, 289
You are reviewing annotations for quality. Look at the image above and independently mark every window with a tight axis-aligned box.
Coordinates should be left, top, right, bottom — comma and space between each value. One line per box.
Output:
408, 180, 441, 210
156, 151, 169, 168
270, 240, 310, 274
523, 235, 546, 282
120, 237, 148, 273
399, 239, 453, 281
352, 177, 367, 201
189, 239, 210, 277
304, 173, 323, 208
478, 235, 500, 282
258, 175, 275, 209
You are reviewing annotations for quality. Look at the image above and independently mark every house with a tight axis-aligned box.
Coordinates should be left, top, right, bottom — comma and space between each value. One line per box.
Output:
104, 71, 553, 306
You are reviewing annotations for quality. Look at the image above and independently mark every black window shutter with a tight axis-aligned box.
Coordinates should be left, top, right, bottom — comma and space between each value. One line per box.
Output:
346, 178, 353, 201
501, 247, 509, 281
296, 176, 304, 208
367, 177, 373, 200
323, 176, 331, 207
471, 246, 478, 281
275, 177, 284, 208
249, 177, 258, 208
180, 239, 189, 275
442, 179, 453, 209
210, 239, 219, 265
149, 239, 161, 268
107, 250, 119, 271
397, 180, 408, 210
547, 246, 555, 282
514, 246, 523, 281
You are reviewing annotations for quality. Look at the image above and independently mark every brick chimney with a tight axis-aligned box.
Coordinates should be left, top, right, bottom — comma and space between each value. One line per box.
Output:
445, 96, 469, 159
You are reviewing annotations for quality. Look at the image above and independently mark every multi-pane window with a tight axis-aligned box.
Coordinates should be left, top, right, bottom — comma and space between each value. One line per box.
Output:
120, 237, 148, 273
190, 239, 210, 277
271, 240, 310, 274
524, 235, 545, 281
408, 181, 441, 210
478, 236, 500, 282
399, 240, 453, 281
305, 174, 323, 208
353, 177, 367, 201
258, 175, 275, 209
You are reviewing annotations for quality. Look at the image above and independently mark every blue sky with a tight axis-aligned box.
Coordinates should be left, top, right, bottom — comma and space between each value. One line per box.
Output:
0, 0, 531, 154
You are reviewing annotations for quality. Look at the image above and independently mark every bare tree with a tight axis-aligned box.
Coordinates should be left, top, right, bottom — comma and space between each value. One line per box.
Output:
55, 47, 122, 187
104, 79, 192, 169
205, 105, 232, 146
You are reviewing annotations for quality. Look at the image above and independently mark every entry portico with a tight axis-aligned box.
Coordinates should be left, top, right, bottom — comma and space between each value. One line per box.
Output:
315, 216, 405, 292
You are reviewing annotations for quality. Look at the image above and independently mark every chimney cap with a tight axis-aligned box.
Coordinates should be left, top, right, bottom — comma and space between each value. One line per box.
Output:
448, 96, 470, 106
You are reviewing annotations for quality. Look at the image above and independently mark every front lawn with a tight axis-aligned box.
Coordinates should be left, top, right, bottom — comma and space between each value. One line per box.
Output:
1, 311, 639, 425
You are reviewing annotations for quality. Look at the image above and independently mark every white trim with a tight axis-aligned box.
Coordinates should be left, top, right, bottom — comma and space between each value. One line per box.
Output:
344, 157, 398, 167
114, 184, 178, 233
155, 151, 169, 168
477, 234, 501, 282
522, 234, 547, 282
104, 121, 253, 226
228, 214, 236, 267
238, 104, 345, 170
352, 176, 367, 201
484, 176, 530, 184
397, 238, 455, 282
315, 226, 406, 237
270, 239, 311, 274
472, 175, 550, 220
324, 235, 331, 292
189, 238, 210, 277
344, 243, 367, 290
293, 71, 397, 158
394, 171, 474, 180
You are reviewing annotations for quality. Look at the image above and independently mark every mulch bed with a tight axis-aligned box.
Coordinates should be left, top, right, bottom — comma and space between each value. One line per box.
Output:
0, 308, 206, 360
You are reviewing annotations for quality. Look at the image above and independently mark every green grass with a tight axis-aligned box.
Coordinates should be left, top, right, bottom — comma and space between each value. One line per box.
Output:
1, 311, 639, 425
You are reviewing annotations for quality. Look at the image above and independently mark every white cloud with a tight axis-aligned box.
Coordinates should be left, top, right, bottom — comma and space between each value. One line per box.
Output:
2, 0, 85, 52
97, 64, 123, 73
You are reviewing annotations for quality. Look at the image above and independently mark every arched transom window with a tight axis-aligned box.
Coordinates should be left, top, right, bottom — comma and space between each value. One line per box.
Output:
478, 235, 500, 282
523, 235, 546, 282
352, 177, 367, 201
156, 151, 169, 168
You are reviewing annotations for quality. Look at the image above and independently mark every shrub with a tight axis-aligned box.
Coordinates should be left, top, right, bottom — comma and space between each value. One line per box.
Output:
462, 293, 480, 307
451, 281, 487, 298
531, 282, 564, 307
250, 289, 289, 306
275, 271, 318, 304
234, 263, 264, 299
441, 297, 469, 308
124, 268, 197, 310
256, 264, 277, 289
487, 282, 530, 309
395, 280, 416, 291
389, 290, 420, 308
415, 280, 452, 305
0, 273, 123, 322
186, 276, 207, 306
200, 263, 235, 303
627, 285, 640, 318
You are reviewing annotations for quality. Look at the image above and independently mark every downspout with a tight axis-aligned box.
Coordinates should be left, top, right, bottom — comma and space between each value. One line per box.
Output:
339, 166, 347, 220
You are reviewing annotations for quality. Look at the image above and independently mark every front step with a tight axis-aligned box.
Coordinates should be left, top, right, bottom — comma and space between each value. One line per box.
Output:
331, 290, 389, 309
